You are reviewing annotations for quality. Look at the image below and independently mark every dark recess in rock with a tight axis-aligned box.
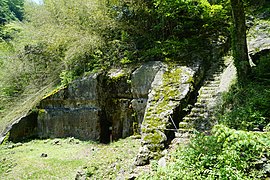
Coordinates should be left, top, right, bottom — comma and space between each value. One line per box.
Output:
8, 111, 38, 143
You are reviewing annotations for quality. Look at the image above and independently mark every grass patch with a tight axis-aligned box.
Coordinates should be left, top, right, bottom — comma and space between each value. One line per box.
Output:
0, 137, 140, 179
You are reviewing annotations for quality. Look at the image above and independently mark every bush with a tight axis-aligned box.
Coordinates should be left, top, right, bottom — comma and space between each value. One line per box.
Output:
219, 53, 270, 130
139, 125, 270, 179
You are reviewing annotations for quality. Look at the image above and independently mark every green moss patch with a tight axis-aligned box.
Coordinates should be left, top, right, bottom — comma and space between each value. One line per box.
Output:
142, 66, 194, 153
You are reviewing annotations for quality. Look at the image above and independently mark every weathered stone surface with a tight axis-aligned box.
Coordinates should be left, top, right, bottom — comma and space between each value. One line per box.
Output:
248, 20, 270, 58
38, 108, 101, 141
108, 98, 135, 139
131, 61, 163, 98
218, 59, 237, 93
158, 157, 167, 168
38, 73, 102, 141
135, 64, 201, 165
134, 146, 150, 166
130, 61, 164, 132
2, 61, 170, 144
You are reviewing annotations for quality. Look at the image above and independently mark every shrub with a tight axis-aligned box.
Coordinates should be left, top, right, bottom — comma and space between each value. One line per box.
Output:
219, 53, 270, 130
139, 125, 270, 179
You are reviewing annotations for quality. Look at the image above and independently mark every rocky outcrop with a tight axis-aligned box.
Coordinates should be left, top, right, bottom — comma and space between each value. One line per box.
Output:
248, 17, 270, 62
135, 63, 204, 165
1, 61, 167, 144
38, 73, 102, 141
36, 64, 159, 143
130, 61, 164, 132
2, 59, 206, 154
3, 49, 230, 166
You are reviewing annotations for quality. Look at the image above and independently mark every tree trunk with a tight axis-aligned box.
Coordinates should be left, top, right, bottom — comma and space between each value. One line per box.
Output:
230, 0, 251, 83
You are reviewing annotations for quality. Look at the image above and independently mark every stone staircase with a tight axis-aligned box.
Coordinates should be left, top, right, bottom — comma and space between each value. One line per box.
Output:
167, 57, 236, 159
162, 58, 238, 168
177, 61, 226, 136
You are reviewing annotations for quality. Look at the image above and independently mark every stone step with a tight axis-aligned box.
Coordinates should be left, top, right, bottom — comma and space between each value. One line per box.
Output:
182, 116, 197, 122
200, 87, 217, 91
199, 89, 216, 95
205, 80, 220, 84
213, 71, 223, 75
177, 128, 194, 134
194, 103, 207, 108
197, 100, 211, 105
191, 107, 206, 113
207, 70, 223, 75
189, 112, 205, 118
175, 132, 192, 138
205, 83, 220, 87
197, 99, 208, 104
207, 76, 221, 81
179, 62, 224, 133
198, 95, 212, 100
179, 122, 192, 129
199, 94, 214, 99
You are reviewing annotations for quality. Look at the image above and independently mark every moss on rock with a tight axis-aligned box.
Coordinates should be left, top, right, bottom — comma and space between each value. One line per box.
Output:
137, 64, 197, 164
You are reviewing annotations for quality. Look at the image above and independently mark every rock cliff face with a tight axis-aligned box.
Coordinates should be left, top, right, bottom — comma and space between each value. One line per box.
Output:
5, 61, 170, 143
8, 112, 38, 142
4, 60, 205, 146
36, 63, 163, 143
38, 73, 103, 142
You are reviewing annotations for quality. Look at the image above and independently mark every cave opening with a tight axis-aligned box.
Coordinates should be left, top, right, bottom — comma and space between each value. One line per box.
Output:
99, 111, 113, 144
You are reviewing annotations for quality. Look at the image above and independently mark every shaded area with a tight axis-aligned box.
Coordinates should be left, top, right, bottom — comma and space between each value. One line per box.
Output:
99, 110, 112, 144
9, 111, 38, 142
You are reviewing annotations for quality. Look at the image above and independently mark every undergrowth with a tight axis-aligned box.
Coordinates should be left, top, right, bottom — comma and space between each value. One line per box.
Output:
219, 53, 270, 131
139, 125, 270, 180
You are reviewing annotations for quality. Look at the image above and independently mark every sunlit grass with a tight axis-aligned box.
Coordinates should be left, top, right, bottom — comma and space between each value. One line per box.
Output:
0, 137, 140, 179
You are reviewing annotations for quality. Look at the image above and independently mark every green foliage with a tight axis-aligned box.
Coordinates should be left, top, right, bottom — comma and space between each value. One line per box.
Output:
0, 0, 24, 25
22, 0, 113, 75
0, 42, 61, 98
220, 84, 270, 130
0, 22, 22, 41
219, 53, 270, 130
152, 0, 229, 39
0, 0, 24, 41
253, 53, 270, 80
139, 125, 270, 179
111, 0, 230, 63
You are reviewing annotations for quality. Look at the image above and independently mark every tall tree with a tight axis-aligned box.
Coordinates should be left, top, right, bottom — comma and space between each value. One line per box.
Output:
230, 0, 251, 83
